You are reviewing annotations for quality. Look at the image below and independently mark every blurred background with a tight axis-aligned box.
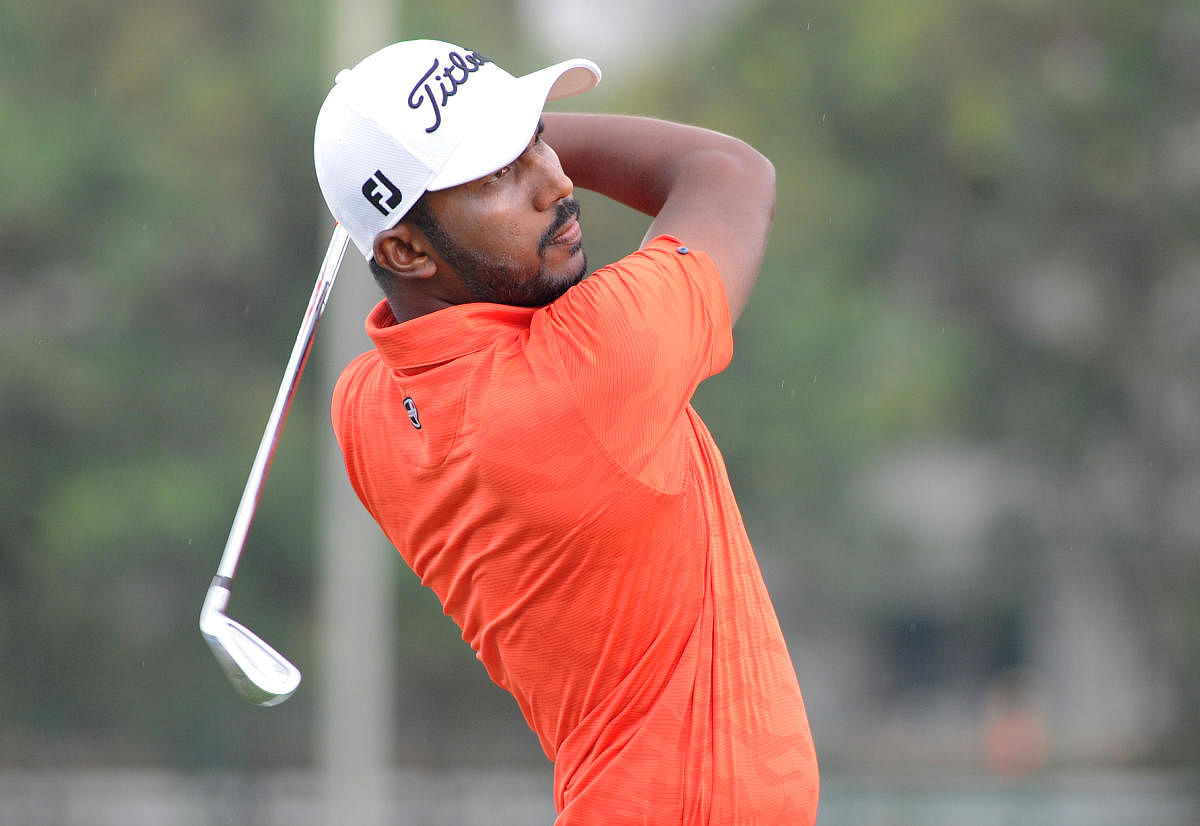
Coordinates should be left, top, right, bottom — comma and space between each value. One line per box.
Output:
2, 0, 1198, 823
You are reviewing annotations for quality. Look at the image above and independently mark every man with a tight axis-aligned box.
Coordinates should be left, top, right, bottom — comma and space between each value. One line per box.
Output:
314, 39, 819, 824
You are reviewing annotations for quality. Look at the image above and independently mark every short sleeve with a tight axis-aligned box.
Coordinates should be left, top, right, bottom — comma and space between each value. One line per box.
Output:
530, 235, 734, 489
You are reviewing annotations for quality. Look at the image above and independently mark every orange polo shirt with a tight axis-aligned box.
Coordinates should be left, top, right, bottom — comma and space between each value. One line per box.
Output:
332, 236, 818, 824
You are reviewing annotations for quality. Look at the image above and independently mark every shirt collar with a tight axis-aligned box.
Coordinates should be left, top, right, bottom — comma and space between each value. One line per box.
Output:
366, 299, 537, 370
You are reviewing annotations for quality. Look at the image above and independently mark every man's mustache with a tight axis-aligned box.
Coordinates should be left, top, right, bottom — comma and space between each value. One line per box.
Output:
538, 198, 582, 252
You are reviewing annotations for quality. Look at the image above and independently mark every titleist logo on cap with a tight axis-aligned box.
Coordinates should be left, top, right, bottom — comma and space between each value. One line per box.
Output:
408, 49, 492, 134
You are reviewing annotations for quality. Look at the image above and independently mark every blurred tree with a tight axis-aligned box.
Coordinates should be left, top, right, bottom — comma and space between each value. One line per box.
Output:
0, 0, 327, 765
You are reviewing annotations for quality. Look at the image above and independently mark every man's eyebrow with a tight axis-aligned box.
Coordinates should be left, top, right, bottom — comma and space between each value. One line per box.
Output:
536, 119, 545, 137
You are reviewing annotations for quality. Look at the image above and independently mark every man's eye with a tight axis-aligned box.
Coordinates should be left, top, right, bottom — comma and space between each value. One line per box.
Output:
489, 165, 512, 183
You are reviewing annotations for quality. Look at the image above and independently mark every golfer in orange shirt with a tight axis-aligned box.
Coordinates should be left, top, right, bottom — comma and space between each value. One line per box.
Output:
314, 39, 819, 825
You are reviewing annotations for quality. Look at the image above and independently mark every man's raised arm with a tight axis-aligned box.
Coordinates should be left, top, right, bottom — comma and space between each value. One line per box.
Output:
542, 113, 776, 324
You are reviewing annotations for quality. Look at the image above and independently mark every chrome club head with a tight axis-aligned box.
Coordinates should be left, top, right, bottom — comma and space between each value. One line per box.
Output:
201, 580, 301, 707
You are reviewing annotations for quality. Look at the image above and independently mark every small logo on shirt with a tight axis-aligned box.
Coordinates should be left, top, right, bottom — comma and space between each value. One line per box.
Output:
362, 169, 403, 216
403, 397, 422, 429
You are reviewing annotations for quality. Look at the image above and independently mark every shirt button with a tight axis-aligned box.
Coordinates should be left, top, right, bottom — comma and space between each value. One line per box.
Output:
677, 246, 690, 254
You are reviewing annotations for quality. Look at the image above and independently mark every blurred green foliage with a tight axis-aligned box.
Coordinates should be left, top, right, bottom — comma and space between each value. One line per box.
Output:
2, 0, 1197, 769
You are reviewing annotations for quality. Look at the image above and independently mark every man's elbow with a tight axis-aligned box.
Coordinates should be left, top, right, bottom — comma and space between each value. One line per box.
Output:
729, 138, 776, 221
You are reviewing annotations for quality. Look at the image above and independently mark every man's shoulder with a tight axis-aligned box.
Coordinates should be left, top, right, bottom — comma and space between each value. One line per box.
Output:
333, 348, 383, 397
606, 234, 705, 274
330, 348, 391, 431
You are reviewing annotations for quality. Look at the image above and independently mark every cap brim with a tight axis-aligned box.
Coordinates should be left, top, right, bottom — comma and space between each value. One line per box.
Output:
427, 58, 600, 192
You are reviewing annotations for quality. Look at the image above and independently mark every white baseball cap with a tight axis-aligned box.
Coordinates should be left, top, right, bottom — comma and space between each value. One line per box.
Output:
314, 39, 601, 258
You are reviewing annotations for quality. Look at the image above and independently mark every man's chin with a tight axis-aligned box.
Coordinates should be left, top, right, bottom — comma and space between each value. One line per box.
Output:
558, 250, 589, 294
527, 255, 588, 307
568, 248, 588, 283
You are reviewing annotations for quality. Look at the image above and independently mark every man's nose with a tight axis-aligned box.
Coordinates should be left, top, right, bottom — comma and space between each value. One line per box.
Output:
534, 149, 573, 211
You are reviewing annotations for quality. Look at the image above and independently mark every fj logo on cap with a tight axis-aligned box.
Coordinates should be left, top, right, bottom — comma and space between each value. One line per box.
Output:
362, 170, 402, 216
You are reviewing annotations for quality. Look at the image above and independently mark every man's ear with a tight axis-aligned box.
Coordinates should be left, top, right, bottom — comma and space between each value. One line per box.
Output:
373, 223, 437, 280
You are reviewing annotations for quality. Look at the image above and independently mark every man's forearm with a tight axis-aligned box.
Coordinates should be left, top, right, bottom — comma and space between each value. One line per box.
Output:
541, 112, 775, 322
542, 112, 770, 217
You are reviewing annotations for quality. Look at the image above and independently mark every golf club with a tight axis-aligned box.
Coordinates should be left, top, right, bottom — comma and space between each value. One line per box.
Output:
200, 223, 350, 706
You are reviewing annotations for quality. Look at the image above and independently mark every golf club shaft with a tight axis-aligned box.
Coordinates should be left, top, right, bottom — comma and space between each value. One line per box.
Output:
213, 223, 350, 583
